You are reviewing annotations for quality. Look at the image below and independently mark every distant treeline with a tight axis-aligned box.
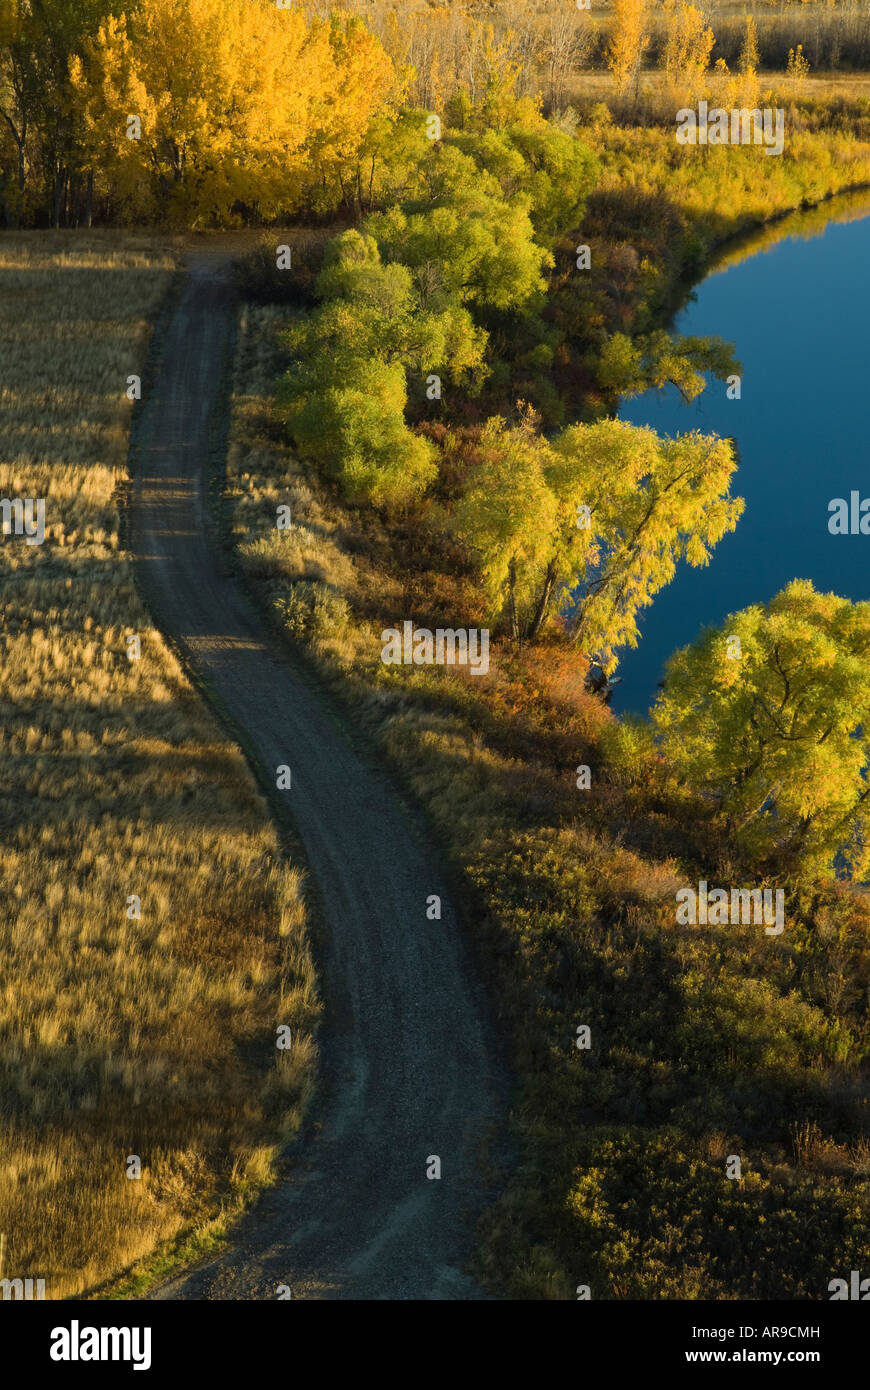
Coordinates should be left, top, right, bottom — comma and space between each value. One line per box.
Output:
337, 0, 870, 99
0, 0, 396, 229
703, 2, 870, 72
4, 0, 870, 232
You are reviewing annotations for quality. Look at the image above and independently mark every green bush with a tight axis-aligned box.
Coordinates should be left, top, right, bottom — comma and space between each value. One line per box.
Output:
275, 581, 350, 646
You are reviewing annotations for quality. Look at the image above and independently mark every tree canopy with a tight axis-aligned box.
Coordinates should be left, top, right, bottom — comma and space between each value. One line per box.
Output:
596, 330, 740, 403
652, 581, 870, 880
0, 0, 120, 225
449, 415, 742, 667
279, 228, 494, 507
67, 0, 395, 225
365, 143, 553, 314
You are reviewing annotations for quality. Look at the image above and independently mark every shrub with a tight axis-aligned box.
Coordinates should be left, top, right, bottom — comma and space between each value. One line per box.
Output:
275, 581, 350, 646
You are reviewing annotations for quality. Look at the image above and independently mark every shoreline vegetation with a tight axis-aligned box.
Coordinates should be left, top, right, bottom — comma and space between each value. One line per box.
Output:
2, 0, 870, 1298
224, 185, 870, 1300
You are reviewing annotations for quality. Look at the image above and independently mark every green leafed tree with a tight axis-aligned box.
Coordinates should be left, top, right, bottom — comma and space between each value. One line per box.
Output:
450, 416, 742, 667
446, 120, 600, 244
279, 229, 491, 507
312, 228, 487, 385
365, 143, 552, 314
308, 107, 432, 219
596, 330, 740, 403
282, 352, 437, 509
652, 581, 870, 881
554, 421, 742, 670
448, 415, 561, 641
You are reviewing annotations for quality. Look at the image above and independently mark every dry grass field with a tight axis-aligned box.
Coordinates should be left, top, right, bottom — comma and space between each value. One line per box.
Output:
566, 67, 870, 107
0, 233, 318, 1299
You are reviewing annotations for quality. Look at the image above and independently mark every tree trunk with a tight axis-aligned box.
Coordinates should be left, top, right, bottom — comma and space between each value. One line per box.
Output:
506, 559, 520, 642
68, 172, 80, 226
51, 166, 68, 229
15, 136, 25, 228
528, 561, 557, 641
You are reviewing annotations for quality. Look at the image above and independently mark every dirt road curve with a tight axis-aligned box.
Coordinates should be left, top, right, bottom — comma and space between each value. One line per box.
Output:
130, 254, 504, 1300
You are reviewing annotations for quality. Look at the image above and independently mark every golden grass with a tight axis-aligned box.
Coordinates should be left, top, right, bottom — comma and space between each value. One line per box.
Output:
0, 233, 318, 1299
567, 67, 870, 106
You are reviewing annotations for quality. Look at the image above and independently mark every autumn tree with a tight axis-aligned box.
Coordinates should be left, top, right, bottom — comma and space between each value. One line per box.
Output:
69, 0, 395, 225
539, 4, 595, 112
0, 0, 117, 226
607, 0, 651, 102
652, 581, 870, 881
786, 43, 811, 96
662, 0, 716, 106
297, 12, 401, 212
457, 17, 520, 115
596, 330, 740, 403
309, 107, 430, 219
0, 0, 34, 223
450, 416, 742, 666
739, 14, 760, 77
719, 11, 761, 111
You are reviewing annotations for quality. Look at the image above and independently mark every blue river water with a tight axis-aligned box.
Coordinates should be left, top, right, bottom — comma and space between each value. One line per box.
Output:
613, 192, 870, 713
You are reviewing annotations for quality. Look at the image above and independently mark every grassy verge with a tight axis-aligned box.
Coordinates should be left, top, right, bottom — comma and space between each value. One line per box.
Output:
0, 233, 319, 1299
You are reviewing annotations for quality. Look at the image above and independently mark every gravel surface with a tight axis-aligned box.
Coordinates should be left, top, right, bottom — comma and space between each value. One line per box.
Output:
130, 253, 505, 1301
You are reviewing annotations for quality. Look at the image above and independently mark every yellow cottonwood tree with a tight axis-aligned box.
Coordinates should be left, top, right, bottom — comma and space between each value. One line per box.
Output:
607, 0, 650, 101
301, 13, 402, 208
739, 14, 760, 79
662, 1, 715, 107
451, 417, 742, 663
69, 0, 395, 225
720, 13, 761, 112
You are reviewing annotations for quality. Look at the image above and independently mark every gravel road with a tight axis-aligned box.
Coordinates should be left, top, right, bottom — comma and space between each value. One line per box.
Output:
129, 252, 504, 1300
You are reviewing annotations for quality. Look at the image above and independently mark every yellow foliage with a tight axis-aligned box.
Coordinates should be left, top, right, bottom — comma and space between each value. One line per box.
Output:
68, 0, 395, 226
607, 0, 651, 99
662, 0, 716, 106
787, 43, 812, 95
